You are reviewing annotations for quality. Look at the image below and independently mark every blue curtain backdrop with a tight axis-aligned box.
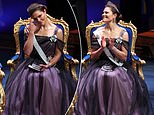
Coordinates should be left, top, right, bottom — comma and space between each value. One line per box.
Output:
86, 0, 106, 25
86, 0, 121, 25
0, 0, 46, 33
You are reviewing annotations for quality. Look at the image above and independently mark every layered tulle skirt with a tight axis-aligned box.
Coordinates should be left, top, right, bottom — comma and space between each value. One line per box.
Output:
3, 58, 69, 115
73, 60, 153, 115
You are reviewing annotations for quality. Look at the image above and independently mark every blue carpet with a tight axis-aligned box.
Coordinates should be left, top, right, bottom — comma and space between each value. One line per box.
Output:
143, 59, 154, 110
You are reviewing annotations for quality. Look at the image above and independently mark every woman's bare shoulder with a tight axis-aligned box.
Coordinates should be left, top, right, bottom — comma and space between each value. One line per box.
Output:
56, 27, 63, 41
119, 27, 128, 42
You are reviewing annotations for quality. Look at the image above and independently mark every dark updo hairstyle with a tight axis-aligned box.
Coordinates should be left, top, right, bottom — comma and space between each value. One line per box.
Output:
27, 3, 47, 16
105, 1, 122, 22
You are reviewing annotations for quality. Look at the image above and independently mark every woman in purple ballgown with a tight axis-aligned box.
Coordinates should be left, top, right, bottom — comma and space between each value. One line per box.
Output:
73, 1, 153, 115
3, 3, 70, 115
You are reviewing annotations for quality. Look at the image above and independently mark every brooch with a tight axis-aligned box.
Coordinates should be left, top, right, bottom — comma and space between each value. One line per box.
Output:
50, 35, 57, 42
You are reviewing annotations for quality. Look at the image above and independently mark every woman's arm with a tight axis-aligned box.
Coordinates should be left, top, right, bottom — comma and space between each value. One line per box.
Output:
24, 32, 34, 57
90, 36, 106, 60
90, 47, 104, 60
48, 29, 63, 66
109, 31, 129, 61
24, 19, 38, 56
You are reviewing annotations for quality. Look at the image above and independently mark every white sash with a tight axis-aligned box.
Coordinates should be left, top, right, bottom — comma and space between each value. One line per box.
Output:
33, 36, 49, 64
93, 28, 123, 67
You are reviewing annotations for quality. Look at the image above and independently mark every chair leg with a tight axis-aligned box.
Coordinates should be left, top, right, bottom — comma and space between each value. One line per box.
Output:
138, 63, 144, 80
65, 91, 78, 115
71, 65, 78, 81
0, 69, 6, 114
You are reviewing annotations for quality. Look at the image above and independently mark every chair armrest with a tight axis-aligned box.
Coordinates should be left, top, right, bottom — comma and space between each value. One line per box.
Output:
7, 53, 20, 66
81, 53, 91, 65
131, 52, 146, 80
63, 51, 79, 81
132, 53, 146, 64
0, 63, 5, 77
81, 52, 91, 65
64, 52, 79, 64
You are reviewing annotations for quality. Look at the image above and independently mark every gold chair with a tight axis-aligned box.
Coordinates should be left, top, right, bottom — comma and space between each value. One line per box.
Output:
66, 20, 146, 115
7, 14, 79, 81
82, 20, 146, 80
0, 63, 6, 115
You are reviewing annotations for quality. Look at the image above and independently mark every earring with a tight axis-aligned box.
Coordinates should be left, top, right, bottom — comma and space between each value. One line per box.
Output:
113, 18, 116, 23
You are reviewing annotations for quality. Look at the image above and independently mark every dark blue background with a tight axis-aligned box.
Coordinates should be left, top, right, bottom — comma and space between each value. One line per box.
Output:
86, 0, 121, 24
0, 0, 153, 33
0, 0, 46, 33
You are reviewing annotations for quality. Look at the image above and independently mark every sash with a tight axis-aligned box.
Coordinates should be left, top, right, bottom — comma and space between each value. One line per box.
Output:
33, 36, 49, 64
33, 27, 58, 64
103, 47, 123, 66
28, 35, 57, 71
93, 28, 123, 67
28, 26, 59, 71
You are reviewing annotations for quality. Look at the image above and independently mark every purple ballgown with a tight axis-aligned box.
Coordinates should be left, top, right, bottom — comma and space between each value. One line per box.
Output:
3, 35, 70, 115
73, 34, 153, 115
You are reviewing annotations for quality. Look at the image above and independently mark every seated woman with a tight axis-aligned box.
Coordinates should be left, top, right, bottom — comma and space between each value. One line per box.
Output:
3, 3, 70, 115
73, 1, 153, 115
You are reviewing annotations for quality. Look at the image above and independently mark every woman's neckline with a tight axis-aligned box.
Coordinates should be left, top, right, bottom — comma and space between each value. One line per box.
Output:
35, 34, 54, 38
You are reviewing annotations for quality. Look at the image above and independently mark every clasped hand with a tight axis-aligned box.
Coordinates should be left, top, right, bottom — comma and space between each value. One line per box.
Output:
39, 63, 52, 71
26, 18, 39, 34
101, 36, 114, 49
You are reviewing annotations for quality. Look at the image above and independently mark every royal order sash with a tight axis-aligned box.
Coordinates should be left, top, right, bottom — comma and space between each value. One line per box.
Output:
28, 35, 57, 71
93, 29, 123, 67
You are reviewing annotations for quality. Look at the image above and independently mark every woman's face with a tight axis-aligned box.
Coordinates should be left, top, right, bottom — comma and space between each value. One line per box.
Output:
102, 7, 116, 23
31, 9, 46, 26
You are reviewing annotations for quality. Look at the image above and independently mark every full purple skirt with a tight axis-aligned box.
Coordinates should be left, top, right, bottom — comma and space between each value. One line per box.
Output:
73, 60, 153, 115
3, 58, 69, 115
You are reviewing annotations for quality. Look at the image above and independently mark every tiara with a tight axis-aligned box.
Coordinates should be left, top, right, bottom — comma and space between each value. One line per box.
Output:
106, 1, 119, 13
27, 3, 47, 13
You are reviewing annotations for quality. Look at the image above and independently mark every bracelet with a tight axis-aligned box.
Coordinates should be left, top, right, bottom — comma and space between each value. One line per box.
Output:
47, 63, 52, 68
109, 46, 116, 52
